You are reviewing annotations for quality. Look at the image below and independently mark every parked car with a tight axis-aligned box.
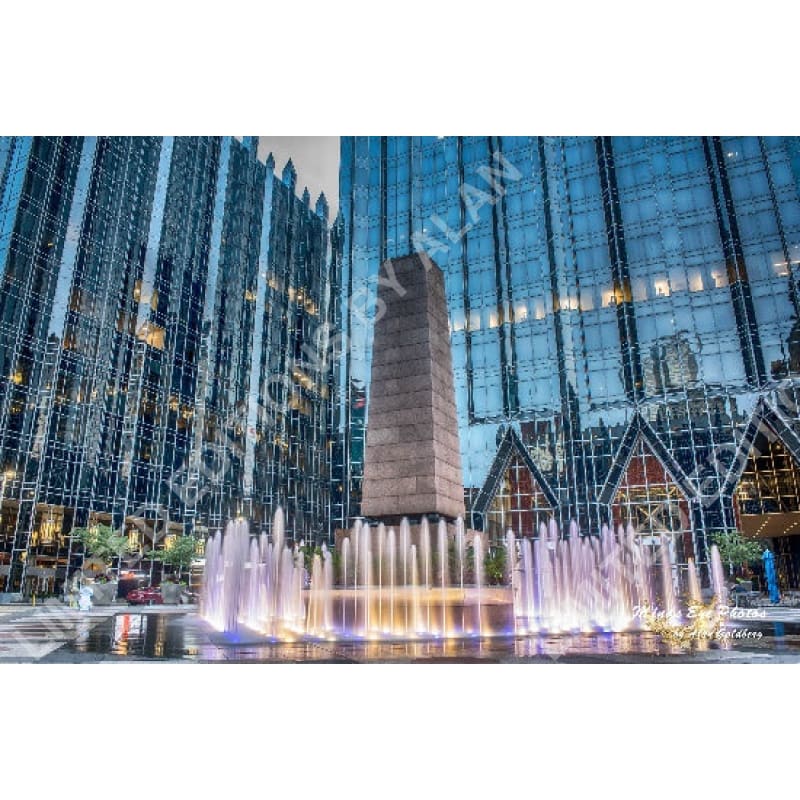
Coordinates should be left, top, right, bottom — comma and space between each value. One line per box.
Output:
126, 586, 163, 605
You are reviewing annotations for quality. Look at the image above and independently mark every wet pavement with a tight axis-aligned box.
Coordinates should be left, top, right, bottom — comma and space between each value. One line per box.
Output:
2, 607, 799, 663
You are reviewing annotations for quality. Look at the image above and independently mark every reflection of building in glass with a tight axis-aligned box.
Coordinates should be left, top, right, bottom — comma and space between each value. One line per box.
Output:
642, 331, 699, 395
337, 136, 800, 585
0, 136, 340, 595
735, 418, 800, 586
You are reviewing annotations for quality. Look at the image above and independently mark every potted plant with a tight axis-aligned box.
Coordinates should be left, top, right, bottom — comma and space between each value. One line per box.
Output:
159, 576, 187, 604
71, 524, 128, 605
711, 529, 764, 578
146, 536, 198, 604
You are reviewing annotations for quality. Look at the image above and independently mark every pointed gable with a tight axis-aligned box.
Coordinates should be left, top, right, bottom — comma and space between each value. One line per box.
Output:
598, 412, 697, 506
470, 426, 557, 533
607, 433, 692, 536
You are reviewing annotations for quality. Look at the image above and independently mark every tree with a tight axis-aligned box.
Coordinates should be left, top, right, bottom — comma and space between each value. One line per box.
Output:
484, 546, 507, 586
298, 543, 324, 574
72, 524, 129, 564
147, 536, 199, 581
711, 530, 764, 577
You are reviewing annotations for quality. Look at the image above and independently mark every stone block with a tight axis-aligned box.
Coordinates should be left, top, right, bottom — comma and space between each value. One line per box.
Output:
362, 476, 418, 499
365, 458, 436, 480
371, 359, 433, 382
366, 441, 433, 464
376, 311, 432, 336
370, 340, 431, 367
369, 372, 433, 398
368, 388, 435, 414
366, 427, 400, 446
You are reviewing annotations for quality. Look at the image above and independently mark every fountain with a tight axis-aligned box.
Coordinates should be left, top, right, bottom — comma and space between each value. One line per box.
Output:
202, 508, 497, 640
201, 513, 305, 639
201, 507, 718, 642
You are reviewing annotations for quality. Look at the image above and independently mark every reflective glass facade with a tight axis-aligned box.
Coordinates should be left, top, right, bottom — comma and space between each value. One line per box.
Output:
337, 136, 800, 583
0, 136, 339, 595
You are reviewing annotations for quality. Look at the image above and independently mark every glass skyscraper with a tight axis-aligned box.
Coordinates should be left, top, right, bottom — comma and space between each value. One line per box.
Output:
4, 134, 800, 597
337, 136, 800, 587
0, 136, 339, 596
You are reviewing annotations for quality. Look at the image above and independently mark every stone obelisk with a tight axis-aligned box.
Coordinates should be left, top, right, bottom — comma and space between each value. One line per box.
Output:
360, 253, 465, 522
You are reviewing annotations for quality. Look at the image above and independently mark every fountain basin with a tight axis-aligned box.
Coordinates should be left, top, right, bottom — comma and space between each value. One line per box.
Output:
204, 585, 644, 644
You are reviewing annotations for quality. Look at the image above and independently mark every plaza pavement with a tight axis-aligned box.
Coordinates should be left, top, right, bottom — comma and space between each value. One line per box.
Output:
2, 603, 800, 663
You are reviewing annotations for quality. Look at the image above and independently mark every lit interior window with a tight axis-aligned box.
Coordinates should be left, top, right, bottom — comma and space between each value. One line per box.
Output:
653, 279, 670, 298
688, 270, 704, 292
136, 322, 166, 350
